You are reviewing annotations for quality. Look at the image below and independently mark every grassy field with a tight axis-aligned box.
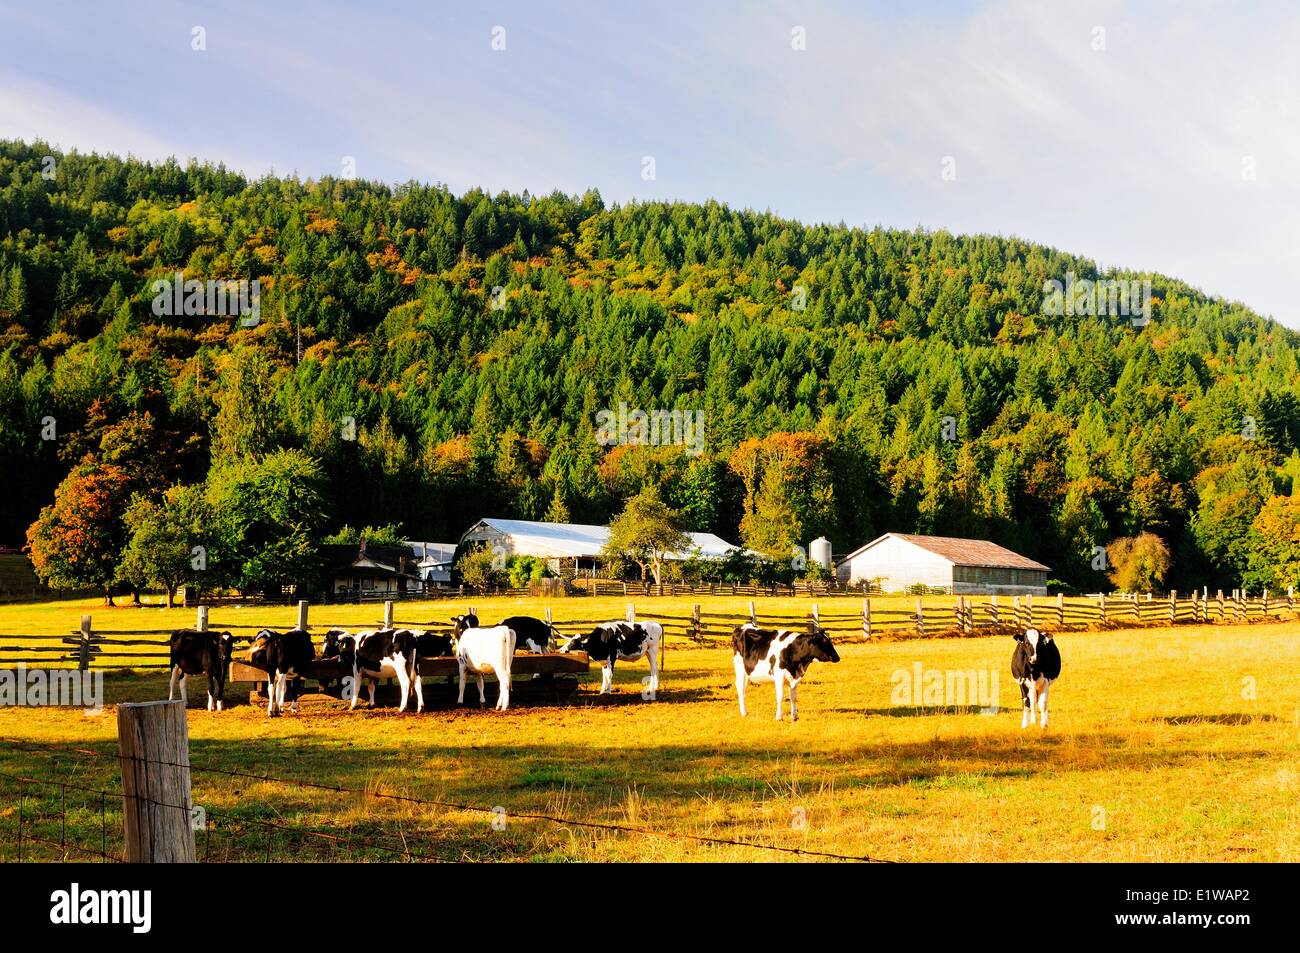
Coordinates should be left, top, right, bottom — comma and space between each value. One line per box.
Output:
1, 596, 1298, 862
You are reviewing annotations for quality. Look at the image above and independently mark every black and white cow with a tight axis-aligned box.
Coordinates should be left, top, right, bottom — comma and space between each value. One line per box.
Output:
319, 628, 354, 664
453, 613, 551, 655
499, 616, 554, 654
731, 623, 840, 721
168, 629, 236, 711
350, 629, 419, 712
249, 628, 316, 717
561, 621, 661, 699
1012, 628, 1062, 728
456, 624, 516, 710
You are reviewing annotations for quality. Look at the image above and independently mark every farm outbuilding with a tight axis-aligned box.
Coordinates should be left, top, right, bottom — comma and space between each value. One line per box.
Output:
834, 533, 1049, 595
459, 518, 740, 574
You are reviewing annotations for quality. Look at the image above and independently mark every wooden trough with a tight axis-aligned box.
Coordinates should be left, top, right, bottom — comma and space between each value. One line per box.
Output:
229, 652, 591, 707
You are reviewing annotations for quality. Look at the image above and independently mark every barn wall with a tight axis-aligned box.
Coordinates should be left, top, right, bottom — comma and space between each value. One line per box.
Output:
842, 537, 955, 591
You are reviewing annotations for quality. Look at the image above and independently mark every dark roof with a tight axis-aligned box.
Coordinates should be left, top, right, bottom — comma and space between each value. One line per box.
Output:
841, 533, 1051, 572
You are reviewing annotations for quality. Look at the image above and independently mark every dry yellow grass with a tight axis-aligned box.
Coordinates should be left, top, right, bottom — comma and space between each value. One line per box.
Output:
1, 596, 1298, 862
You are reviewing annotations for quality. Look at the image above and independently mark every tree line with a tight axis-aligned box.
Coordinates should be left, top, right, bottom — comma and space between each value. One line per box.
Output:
3, 139, 1300, 601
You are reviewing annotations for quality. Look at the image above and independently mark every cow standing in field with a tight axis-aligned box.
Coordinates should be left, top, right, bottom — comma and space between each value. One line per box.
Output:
249, 628, 316, 717
350, 629, 418, 712
456, 624, 516, 711
453, 613, 552, 654
731, 623, 840, 721
168, 629, 236, 711
560, 621, 661, 700
1012, 628, 1062, 728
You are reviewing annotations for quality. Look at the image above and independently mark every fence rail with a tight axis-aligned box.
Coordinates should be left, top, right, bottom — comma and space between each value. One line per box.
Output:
0, 586, 1294, 671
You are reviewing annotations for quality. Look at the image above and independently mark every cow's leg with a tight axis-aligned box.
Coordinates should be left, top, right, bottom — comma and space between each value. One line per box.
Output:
457, 661, 467, 705
206, 672, 215, 712
349, 665, 361, 710
413, 670, 425, 713
477, 673, 486, 706
1017, 679, 1030, 728
600, 661, 613, 694
732, 654, 748, 717
212, 672, 224, 712
646, 643, 659, 700
1038, 679, 1051, 728
1024, 680, 1038, 730
366, 677, 377, 708
268, 674, 281, 717
789, 679, 800, 722
168, 665, 180, 702
774, 671, 785, 721
497, 655, 511, 711
395, 660, 412, 713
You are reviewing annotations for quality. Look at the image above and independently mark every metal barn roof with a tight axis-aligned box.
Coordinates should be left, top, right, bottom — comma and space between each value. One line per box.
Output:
460, 518, 739, 560
838, 533, 1050, 572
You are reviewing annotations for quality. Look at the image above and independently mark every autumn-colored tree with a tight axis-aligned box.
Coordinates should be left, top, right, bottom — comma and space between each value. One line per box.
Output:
1245, 495, 1300, 591
1105, 532, 1172, 593
117, 484, 210, 606
26, 461, 133, 603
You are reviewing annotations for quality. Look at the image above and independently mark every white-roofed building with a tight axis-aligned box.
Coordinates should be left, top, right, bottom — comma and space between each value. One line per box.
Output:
458, 517, 739, 573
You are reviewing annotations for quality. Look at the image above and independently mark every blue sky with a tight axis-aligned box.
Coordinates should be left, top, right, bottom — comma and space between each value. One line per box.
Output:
2, 0, 1298, 325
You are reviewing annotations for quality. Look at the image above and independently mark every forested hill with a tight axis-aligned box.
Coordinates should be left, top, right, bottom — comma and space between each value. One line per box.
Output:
2, 139, 1299, 593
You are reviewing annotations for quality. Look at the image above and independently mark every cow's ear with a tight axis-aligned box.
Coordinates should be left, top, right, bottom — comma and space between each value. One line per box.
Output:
1013, 632, 1025, 642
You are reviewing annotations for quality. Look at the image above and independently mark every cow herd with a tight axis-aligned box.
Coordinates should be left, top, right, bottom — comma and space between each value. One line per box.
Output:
167, 617, 1062, 726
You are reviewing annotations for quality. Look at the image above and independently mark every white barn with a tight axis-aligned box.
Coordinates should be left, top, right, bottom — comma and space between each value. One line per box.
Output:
459, 518, 739, 573
835, 533, 1049, 595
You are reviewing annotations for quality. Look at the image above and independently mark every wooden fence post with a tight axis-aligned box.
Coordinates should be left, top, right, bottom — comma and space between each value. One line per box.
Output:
1217, 589, 1224, 621
382, 600, 394, 629
1013, 595, 1021, 629
862, 598, 872, 639
812, 603, 820, 630
1168, 590, 1176, 625
1057, 593, 1064, 628
1026, 595, 1034, 629
626, 603, 636, 624
1099, 592, 1107, 626
117, 700, 195, 863
748, 601, 756, 625
1263, 588, 1269, 618
77, 614, 93, 671
297, 600, 309, 631
195, 605, 208, 632
692, 604, 701, 643
1289, 586, 1295, 617
990, 594, 999, 629
916, 599, 925, 637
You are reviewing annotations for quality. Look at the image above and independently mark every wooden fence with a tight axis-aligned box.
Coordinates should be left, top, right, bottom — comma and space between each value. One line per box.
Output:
0, 586, 1294, 673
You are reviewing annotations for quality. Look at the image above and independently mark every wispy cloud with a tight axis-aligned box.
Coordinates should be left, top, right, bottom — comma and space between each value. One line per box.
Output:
1, 0, 1297, 324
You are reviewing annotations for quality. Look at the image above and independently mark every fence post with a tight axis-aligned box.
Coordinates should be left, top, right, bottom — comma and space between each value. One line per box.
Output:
990, 594, 999, 629
1290, 586, 1295, 617
812, 603, 820, 630
1026, 595, 1034, 629
748, 601, 756, 625
916, 599, 925, 637
1168, 590, 1176, 625
1263, 588, 1269, 618
863, 598, 872, 639
195, 605, 208, 633
1013, 595, 1021, 629
117, 700, 195, 863
1057, 593, 1064, 628
382, 600, 394, 629
692, 604, 701, 643
1217, 589, 1224, 620
1099, 592, 1106, 626
77, 614, 93, 671
626, 603, 636, 624
297, 600, 309, 631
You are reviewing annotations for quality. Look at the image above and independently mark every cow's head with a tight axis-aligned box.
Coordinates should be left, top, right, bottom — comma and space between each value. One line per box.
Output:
805, 626, 840, 663
1014, 628, 1047, 664
217, 631, 236, 667
451, 613, 479, 638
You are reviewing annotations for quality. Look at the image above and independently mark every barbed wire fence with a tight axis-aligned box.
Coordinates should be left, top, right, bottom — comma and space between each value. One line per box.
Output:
0, 736, 890, 864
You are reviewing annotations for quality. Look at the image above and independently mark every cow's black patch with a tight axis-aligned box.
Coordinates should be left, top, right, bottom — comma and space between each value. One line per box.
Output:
499, 616, 553, 653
